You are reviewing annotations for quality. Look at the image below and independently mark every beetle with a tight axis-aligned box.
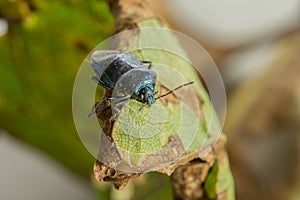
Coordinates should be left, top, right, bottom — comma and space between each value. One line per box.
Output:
90, 50, 193, 108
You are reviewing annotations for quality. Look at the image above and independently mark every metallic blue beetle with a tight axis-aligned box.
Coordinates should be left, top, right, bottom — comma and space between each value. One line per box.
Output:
90, 50, 193, 107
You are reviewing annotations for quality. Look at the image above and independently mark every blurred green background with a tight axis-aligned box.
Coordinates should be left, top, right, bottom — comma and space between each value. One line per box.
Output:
0, 0, 114, 199
1, 0, 300, 200
0, 0, 113, 176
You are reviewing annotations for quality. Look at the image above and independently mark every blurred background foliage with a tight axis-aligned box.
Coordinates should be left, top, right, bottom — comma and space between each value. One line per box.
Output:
1, 0, 300, 200
0, 0, 114, 176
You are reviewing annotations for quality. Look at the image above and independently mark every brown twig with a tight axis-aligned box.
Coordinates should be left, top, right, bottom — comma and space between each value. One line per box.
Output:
106, 0, 155, 33
171, 137, 228, 200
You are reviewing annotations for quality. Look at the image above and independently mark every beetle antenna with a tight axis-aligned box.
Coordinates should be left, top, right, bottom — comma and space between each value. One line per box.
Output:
156, 81, 194, 100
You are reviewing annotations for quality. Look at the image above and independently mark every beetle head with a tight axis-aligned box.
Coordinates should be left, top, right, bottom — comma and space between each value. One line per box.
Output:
138, 85, 158, 105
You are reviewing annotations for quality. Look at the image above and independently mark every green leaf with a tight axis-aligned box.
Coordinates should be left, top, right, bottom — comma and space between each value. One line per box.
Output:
107, 19, 221, 171
204, 162, 218, 199
216, 153, 235, 200
204, 154, 235, 200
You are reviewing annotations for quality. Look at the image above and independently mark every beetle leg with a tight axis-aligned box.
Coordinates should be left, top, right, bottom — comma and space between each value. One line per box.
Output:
114, 97, 130, 107
138, 103, 147, 111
